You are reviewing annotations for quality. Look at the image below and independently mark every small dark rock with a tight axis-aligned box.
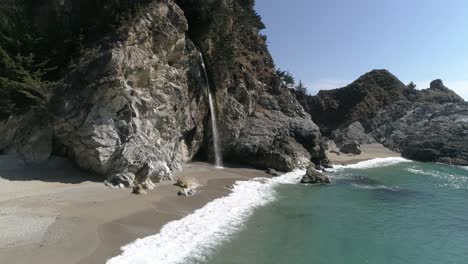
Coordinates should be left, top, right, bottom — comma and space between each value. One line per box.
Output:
178, 188, 195, 196
266, 168, 282, 176
132, 185, 147, 195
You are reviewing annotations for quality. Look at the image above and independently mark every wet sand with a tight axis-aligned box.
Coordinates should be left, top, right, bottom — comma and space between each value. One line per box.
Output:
0, 158, 268, 264
327, 143, 401, 165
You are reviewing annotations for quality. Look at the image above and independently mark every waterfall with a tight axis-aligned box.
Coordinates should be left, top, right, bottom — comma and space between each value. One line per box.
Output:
199, 52, 223, 168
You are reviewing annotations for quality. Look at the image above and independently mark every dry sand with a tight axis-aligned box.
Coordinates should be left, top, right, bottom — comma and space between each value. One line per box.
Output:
0, 157, 268, 264
327, 143, 401, 165
0, 144, 399, 264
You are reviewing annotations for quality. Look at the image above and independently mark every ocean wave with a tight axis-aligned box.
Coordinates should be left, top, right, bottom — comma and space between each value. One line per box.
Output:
330, 157, 412, 171
350, 183, 401, 192
407, 168, 468, 190
107, 169, 305, 264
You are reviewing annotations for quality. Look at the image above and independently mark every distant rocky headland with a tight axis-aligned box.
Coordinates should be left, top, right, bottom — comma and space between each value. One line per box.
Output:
0, 0, 467, 190
295, 70, 468, 166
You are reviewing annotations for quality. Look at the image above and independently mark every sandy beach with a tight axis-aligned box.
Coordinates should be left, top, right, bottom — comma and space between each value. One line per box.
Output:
0, 144, 399, 264
327, 143, 401, 165
0, 157, 269, 264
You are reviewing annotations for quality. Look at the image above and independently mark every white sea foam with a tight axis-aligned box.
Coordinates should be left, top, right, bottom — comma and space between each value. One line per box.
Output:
351, 183, 401, 192
330, 157, 412, 171
107, 169, 305, 264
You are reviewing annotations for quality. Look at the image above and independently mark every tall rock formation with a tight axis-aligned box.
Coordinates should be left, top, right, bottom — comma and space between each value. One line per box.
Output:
298, 70, 468, 166
0, 0, 328, 186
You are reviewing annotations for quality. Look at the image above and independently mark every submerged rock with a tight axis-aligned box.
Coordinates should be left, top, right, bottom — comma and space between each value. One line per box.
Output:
301, 166, 330, 184
266, 168, 282, 176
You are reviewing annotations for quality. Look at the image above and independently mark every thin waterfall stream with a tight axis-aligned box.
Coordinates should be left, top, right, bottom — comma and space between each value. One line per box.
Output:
199, 52, 223, 168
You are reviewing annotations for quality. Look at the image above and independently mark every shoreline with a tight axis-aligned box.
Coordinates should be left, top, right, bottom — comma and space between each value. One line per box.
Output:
0, 160, 268, 264
0, 143, 400, 264
326, 143, 401, 165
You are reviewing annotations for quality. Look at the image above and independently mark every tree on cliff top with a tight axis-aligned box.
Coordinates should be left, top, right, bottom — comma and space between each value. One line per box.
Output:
276, 69, 295, 88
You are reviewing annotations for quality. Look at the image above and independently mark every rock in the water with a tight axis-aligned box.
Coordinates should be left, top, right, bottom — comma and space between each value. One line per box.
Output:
301, 166, 330, 184
340, 141, 362, 155
266, 168, 281, 176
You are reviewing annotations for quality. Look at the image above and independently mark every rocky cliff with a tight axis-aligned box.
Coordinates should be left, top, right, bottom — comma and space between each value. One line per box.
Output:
299, 70, 468, 166
0, 0, 328, 187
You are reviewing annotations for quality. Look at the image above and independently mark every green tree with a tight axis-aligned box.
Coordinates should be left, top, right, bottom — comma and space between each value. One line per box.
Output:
295, 81, 307, 95
408, 81, 416, 89
276, 69, 295, 88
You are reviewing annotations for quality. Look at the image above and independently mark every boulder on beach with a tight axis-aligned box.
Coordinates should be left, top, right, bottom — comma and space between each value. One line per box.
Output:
178, 188, 196, 197
132, 185, 147, 195
175, 176, 199, 189
340, 141, 362, 155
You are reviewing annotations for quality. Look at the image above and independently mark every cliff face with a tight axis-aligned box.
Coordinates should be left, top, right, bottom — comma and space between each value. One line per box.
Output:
176, 0, 327, 170
304, 70, 413, 134
0, 0, 327, 186
51, 1, 208, 186
299, 71, 468, 166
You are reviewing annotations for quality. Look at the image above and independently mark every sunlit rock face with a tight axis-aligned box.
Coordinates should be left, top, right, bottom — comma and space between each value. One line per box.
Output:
1, 0, 329, 186
52, 0, 208, 186
297, 69, 468, 166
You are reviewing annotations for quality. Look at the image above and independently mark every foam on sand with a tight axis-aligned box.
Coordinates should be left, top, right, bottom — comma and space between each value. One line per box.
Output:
107, 169, 305, 264
331, 157, 412, 171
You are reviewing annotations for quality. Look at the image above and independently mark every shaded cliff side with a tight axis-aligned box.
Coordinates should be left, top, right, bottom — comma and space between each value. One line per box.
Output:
0, 0, 328, 186
297, 70, 468, 166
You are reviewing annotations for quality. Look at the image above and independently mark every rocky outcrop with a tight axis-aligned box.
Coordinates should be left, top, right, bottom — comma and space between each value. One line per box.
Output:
304, 70, 409, 134
0, 0, 328, 186
298, 70, 468, 166
0, 110, 53, 163
51, 0, 208, 186
176, 0, 328, 171
332, 121, 375, 147
370, 101, 468, 165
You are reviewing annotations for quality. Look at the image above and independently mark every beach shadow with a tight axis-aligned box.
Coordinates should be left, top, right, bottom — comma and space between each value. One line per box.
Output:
0, 155, 103, 184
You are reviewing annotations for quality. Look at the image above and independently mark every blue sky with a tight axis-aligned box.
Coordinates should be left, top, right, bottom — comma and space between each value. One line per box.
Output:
255, 0, 468, 99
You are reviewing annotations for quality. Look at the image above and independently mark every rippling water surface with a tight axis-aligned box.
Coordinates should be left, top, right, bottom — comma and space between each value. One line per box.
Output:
203, 161, 468, 264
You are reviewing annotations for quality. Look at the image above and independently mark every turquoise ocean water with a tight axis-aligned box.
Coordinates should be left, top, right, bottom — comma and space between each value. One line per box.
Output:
203, 162, 468, 264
